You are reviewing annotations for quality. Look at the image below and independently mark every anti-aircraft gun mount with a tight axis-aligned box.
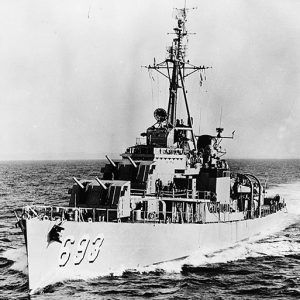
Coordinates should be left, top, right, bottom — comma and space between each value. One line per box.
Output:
196, 127, 235, 168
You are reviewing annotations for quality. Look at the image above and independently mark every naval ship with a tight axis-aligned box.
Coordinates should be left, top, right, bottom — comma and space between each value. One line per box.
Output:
14, 7, 286, 294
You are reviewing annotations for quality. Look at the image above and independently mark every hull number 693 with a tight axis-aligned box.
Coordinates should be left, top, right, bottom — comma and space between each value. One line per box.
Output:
59, 234, 104, 267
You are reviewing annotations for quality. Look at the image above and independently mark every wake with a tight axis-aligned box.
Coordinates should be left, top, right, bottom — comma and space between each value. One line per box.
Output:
268, 181, 300, 215
1, 246, 28, 274
141, 181, 300, 273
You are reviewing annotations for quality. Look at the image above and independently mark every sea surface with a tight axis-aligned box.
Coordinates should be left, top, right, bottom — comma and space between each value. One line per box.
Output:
0, 159, 299, 299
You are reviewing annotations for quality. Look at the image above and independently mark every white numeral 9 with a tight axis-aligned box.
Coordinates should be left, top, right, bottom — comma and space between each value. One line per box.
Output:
88, 234, 104, 263
73, 234, 90, 265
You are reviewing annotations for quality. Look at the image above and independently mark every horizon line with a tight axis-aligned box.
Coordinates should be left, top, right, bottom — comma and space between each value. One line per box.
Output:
1, 157, 300, 162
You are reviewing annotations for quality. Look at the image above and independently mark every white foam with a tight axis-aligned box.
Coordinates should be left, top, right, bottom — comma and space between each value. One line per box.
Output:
140, 225, 299, 275
1, 246, 28, 274
267, 181, 300, 215
139, 230, 298, 275
139, 182, 300, 273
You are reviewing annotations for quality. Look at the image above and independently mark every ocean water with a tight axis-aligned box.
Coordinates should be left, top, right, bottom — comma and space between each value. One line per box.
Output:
0, 159, 299, 299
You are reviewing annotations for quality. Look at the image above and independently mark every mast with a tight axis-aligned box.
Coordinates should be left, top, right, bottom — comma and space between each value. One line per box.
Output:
166, 10, 187, 126
146, 7, 210, 150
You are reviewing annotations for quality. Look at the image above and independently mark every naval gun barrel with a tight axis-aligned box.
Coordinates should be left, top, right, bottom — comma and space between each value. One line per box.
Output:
105, 155, 116, 168
73, 177, 84, 189
127, 156, 137, 168
95, 177, 108, 190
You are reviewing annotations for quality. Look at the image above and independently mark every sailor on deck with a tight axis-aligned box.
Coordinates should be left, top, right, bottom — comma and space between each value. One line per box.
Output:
155, 178, 162, 198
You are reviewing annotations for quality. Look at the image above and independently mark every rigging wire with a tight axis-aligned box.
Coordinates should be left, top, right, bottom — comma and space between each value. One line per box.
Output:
219, 106, 223, 128
199, 68, 212, 133
148, 69, 155, 111
196, 67, 210, 135
156, 72, 160, 107
198, 110, 201, 135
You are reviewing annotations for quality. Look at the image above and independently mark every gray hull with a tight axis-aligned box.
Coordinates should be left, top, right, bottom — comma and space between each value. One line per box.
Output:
26, 211, 287, 293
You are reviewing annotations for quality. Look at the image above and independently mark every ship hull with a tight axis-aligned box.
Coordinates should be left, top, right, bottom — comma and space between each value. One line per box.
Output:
26, 211, 287, 293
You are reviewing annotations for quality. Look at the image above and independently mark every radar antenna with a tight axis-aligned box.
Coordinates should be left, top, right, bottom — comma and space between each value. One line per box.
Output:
144, 6, 211, 150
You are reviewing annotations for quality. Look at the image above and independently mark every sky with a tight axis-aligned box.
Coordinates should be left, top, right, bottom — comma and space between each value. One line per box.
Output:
0, 0, 299, 160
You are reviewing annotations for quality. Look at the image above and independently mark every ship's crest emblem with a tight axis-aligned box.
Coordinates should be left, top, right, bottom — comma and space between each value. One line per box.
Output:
48, 223, 65, 244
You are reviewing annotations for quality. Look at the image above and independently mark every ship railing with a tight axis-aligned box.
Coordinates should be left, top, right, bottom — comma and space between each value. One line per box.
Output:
130, 189, 213, 200
242, 205, 278, 219
161, 190, 187, 198
131, 189, 146, 197
18, 205, 269, 224
135, 137, 147, 145
191, 190, 212, 200
17, 205, 121, 223
19, 205, 204, 224
199, 191, 212, 200
154, 148, 183, 156
207, 202, 232, 213
132, 210, 204, 224
260, 206, 271, 217
243, 209, 261, 219
132, 208, 248, 224
160, 190, 212, 200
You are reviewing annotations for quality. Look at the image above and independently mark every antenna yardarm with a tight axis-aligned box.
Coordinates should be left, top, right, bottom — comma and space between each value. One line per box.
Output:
144, 7, 211, 150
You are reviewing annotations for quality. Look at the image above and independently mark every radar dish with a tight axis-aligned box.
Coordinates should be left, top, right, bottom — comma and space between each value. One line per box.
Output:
154, 108, 167, 122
